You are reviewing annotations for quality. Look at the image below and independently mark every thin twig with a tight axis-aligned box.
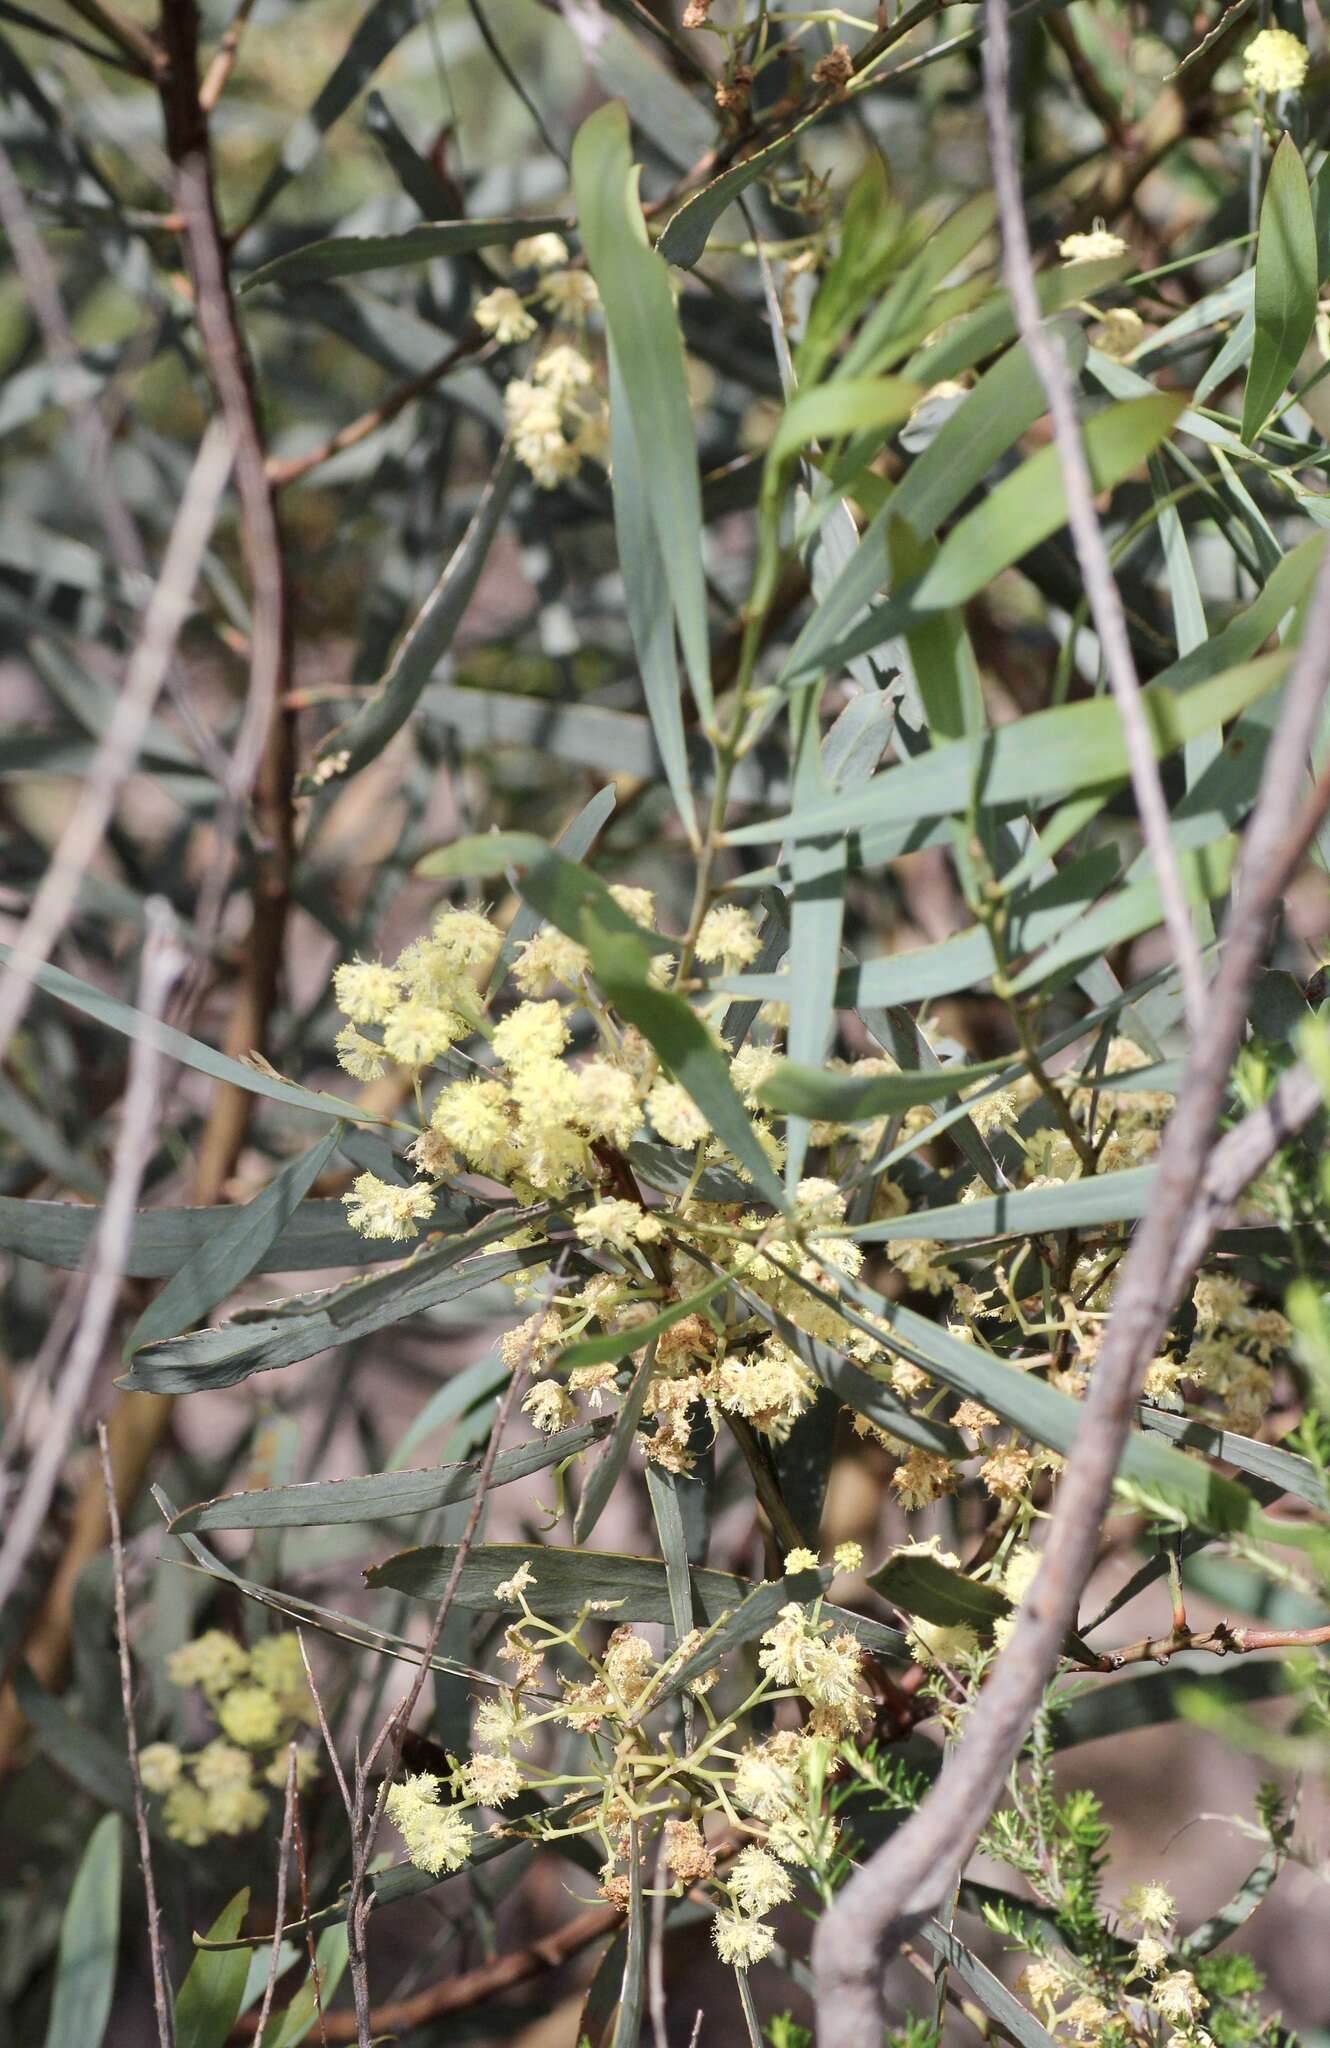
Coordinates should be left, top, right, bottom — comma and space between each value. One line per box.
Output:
981, 0, 1208, 1039
0, 138, 147, 578
809, 171, 1330, 2038
252, 1743, 300, 2045
0, 423, 231, 1068
231, 1900, 623, 2039
650, 1824, 671, 2048
98, 1422, 174, 2048
0, 905, 186, 1616
59, 0, 159, 74
341, 1305, 542, 2043
264, 331, 492, 489
198, 0, 260, 110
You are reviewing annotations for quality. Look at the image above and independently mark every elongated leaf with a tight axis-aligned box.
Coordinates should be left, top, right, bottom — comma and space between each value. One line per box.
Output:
1053, 1659, 1290, 1748
418, 831, 671, 952
124, 1126, 343, 1359
171, 1420, 608, 1532
869, 1550, 1010, 1629
243, 0, 437, 229
907, 253, 1131, 383
574, 1343, 658, 1543
0, 947, 383, 1124
301, 456, 516, 785
365, 1541, 909, 1659
829, 1271, 1320, 1548
923, 1923, 1057, 2048
728, 651, 1286, 846
658, 116, 810, 267
608, 344, 698, 840
769, 377, 920, 474
1136, 1407, 1330, 1512
580, 912, 785, 1207
915, 394, 1186, 608
851, 1164, 1158, 1243
649, 1565, 829, 1706
609, 1820, 646, 2048
488, 785, 618, 997
0, 1192, 483, 1276
243, 218, 572, 291
259, 1925, 348, 2048
1242, 135, 1318, 442
760, 1050, 1009, 1121
1183, 1841, 1287, 1956
43, 1814, 121, 2048
573, 102, 711, 709
121, 1224, 546, 1394
175, 1891, 253, 2048
13, 1666, 134, 1814
557, 1271, 733, 1370
1008, 834, 1236, 994
645, 1463, 694, 1648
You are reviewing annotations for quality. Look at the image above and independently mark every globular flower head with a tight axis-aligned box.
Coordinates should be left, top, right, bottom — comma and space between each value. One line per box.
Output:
1121, 1880, 1176, 1931
458, 1750, 525, 1804
492, 998, 571, 1068
571, 1060, 644, 1147
540, 269, 600, 322
1152, 1972, 1207, 2027
728, 1845, 793, 1915
381, 999, 462, 1070
335, 1025, 389, 1081
1058, 225, 1128, 265
166, 1629, 249, 1699
512, 232, 568, 271
522, 1379, 576, 1433
385, 1773, 475, 1875
164, 1779, 212, 1846
696, 904, 761, 970
139, 1742, 182, 1795
647, 1079, 709, 1149
664, 1816, 715, 1884
574, 1197, 662, 1251
218, 1684, 283, 1749
712, 1910, 775, 1968
475, 285, 537, 344
333, 958, 401, 1025
1244, 27, 1308, 94
343, 1173, 436, 1242
432, 1077, 515, 1174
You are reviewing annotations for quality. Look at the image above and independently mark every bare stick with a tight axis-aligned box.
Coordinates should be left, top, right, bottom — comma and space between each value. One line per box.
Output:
232, 1899, 624, 2039
252, 1744, 300, 2046
198, 0, 260, 109
98, 1422, 174, 2048
0, 904, 187, 1614
341, 1344, 532, 2043
0, 426, 230, 1066
979, 0, 1208, 1037
810, 419, 1330, 2048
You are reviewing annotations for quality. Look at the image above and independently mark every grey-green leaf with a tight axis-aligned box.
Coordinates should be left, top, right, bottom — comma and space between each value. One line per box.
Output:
1241, 134, 1318, 443
175, 1890, 253, 2048
43, 1813, 122, 2048
124, 1126, 343, 1359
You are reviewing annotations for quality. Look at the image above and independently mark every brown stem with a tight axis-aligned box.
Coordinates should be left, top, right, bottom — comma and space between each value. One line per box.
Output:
229, 1901, 623, 2040
265, 331, 492, 488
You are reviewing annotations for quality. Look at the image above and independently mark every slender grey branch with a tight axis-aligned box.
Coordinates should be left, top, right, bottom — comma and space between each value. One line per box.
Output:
0, 427, 231, 1066
98, 1422, 174, 2048
340, 1279, 551, 2045
252, 1743, 300, 2046
808, 67, 1330, 2015
978, 0, 1208, 1037
0, 905, 187, 1615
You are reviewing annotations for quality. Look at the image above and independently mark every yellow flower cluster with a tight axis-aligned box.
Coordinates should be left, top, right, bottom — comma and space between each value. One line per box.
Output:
473, 233, 609, 488
378, 1562, 866, 1973
150, 1631, 317, 1845
1243, 26, 1309, 95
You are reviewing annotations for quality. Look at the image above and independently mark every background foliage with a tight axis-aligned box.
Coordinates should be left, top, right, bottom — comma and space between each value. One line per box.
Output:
3, 0, 1330, 2042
